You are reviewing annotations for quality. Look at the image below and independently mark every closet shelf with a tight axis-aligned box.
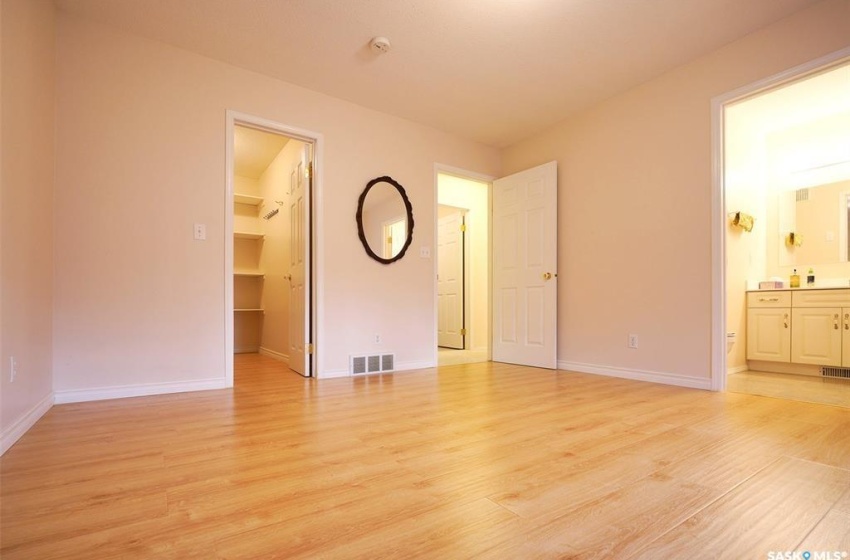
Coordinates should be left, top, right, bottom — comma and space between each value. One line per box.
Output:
234, 231, 264, 240
234, 271, 265, 278
234, 308, 264, 312
234, 193, 263, 206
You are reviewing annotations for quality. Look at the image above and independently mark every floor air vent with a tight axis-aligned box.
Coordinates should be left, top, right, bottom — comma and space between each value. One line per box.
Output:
350, 353, 395, 375
821, 366, 850, 379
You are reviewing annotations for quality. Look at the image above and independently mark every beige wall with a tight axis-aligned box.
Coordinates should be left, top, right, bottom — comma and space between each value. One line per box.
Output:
501, 0, 850, 382
52, 13, 500, 390
259, 140, 303, 358
438, 174, 490, 352
1, 0, 55, 448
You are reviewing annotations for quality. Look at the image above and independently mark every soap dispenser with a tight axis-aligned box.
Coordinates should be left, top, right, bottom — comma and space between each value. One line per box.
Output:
790, 269, 800, 288
807, 268, 815, 287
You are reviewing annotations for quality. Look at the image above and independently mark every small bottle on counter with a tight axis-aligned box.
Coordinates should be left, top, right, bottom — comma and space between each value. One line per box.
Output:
807, 268, 815, 287
790, 269, 800, 288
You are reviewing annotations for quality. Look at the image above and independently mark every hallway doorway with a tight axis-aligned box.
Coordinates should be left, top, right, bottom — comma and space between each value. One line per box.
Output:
436, 171, 491, 366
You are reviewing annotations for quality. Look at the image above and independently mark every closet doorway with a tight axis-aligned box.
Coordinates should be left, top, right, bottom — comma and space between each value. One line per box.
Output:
225, 112, 320, 383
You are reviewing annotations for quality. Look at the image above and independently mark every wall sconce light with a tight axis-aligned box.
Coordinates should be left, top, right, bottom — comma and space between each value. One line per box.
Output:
786, 232, 803, 247
729, 211, 754, 232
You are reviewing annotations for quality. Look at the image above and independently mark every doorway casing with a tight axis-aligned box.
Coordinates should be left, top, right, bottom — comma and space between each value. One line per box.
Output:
710, 46, 850, 391
225, 110, 324, 385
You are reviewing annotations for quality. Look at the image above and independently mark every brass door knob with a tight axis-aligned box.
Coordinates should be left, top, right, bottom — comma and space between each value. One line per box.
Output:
543, 272, 553, 280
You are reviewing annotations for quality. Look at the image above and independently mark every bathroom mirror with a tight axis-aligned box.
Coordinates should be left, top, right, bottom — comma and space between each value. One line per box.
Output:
356, 176, 414, 264
777, 179, 850, 266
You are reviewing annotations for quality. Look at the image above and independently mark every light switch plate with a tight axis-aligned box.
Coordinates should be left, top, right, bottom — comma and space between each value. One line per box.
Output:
194, 223, 206, 240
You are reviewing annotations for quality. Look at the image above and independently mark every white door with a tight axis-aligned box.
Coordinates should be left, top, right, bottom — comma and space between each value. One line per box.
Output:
289, 145, 312, 376
492, 161, 558, 369
438, 209, 465, 349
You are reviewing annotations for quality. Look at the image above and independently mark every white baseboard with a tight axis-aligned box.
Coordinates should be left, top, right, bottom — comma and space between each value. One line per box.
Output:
319, 369, 350, 379
557, 360, 712, 390
54, 378, 227, 404
726, 365, 748, 375
396, 360, 436, 372
1, 392, 54, 456
259, 347, 289, 364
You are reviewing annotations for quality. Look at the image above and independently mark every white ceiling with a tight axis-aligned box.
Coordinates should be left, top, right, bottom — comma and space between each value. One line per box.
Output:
54, 0, 824, 148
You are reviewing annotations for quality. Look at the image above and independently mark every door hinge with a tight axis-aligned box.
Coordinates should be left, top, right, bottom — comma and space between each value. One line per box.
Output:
460, 224, 466, 232
305, 162, 312, 181
307, 343, 314, 354
460, 328, 467, 336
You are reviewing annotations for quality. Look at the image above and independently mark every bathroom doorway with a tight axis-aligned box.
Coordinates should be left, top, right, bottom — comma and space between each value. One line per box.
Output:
715, 51, 850, 408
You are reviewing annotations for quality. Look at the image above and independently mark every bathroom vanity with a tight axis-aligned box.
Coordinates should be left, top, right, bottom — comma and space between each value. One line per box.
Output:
747, 287, 850, 375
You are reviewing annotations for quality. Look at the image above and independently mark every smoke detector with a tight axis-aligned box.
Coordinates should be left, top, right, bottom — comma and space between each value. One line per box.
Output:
370, 36, 391, 54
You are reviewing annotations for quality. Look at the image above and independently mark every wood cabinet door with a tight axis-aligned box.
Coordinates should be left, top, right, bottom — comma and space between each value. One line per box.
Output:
791, 307, 841, 366
747, 307, 791, 362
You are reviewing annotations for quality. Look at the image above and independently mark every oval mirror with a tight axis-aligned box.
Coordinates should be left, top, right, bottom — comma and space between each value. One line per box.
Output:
356, 176, 414, 264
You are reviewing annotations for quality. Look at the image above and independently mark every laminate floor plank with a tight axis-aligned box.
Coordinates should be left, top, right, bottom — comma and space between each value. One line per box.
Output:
629, 456, 850, 559
2, 354, 849, 559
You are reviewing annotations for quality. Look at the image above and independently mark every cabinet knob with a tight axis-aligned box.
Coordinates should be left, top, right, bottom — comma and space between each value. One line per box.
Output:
784, 313, 789, 329
835, 314, 840, 330
845, 313, 849, 331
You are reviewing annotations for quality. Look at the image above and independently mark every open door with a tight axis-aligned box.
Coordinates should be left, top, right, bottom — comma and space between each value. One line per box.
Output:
289, 144, 312, 376
438, 208, 465, 349
492, 161, 558, 369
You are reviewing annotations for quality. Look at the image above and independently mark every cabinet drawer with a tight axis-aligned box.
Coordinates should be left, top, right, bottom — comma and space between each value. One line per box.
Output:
747, 291, 791, 308
792, 289, 850, 308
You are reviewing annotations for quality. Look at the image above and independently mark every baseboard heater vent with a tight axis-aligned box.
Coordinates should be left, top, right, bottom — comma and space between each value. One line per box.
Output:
350, 353, 395, 375
821, 366, 850, 379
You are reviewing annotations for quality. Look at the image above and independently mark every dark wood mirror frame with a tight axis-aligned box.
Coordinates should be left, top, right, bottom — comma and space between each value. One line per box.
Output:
356, 175, 414, 265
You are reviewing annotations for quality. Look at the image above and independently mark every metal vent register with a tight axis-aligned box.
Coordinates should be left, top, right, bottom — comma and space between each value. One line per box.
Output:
350, 354, 396, 375
822, 366, 850, 379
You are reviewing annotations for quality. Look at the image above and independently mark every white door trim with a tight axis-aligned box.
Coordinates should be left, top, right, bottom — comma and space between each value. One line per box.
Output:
710, 46, 850, 392
225, 110, 324, 385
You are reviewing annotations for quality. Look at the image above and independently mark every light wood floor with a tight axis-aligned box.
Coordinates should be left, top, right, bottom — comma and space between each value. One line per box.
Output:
728, 370, 850, 409
2, 355, 849, 559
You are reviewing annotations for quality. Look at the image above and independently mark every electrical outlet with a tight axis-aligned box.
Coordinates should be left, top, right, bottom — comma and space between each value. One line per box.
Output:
419, 246, 431, 258
628, 334, 639, 349
375, 334, 382, 344
10, 356, 17, 382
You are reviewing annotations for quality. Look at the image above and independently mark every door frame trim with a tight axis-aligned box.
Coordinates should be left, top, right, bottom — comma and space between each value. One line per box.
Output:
710, 46, 850, 391
225, 110, 324, 384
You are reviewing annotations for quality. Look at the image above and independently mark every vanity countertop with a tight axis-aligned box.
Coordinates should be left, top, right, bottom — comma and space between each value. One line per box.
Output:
747, 284, 850, 292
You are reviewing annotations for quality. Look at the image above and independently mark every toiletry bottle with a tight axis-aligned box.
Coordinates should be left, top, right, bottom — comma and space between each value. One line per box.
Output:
807, 268, 815, 287
790, 269, 800, 288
